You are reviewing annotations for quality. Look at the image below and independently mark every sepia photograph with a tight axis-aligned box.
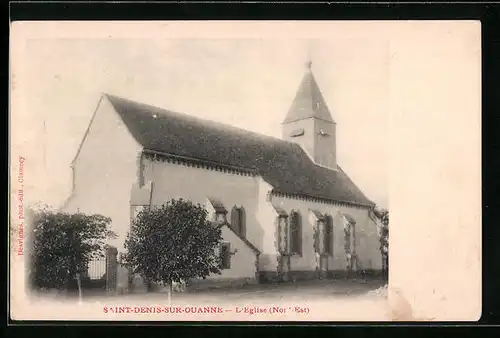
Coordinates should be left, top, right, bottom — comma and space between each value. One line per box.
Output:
9, 21, 481, 322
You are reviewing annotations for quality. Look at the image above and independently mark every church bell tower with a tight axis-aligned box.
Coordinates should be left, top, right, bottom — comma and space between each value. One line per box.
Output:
282, 60, 337, 170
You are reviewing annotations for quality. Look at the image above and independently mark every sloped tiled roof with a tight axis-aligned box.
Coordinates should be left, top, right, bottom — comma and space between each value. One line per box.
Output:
223, 221, 261, 254
206, 197, 228, 214
310, 209, 325, 220
341, 212, 357, 225
271, 204, 289, 217
282, 62, 335, 124
106, 94, 374, 207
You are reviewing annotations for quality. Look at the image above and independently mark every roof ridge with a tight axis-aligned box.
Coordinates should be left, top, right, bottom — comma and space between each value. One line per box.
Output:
335, 165, 374, 205
106, 93, 306, 148
104, 93, 374, 207
106, 93, 346, 176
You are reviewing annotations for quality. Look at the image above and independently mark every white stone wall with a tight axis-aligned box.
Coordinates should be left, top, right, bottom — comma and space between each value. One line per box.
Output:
141, 158, 265, 279
137, 157, 382, 276
206, 225, 258, 280
64, 96, 141, 251
270, 195, 382, 272
143, 158, 265, 252
64, 95, 380, 280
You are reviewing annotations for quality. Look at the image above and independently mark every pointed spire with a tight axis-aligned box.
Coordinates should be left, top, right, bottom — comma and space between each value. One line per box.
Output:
282, 60, 335, 124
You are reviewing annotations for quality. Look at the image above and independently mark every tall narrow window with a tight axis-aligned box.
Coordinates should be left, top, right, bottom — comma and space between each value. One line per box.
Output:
219, 242, 231, 269
324, 215, 334, 255
344, 223, 351, 252
230, 206, 246, 238
289, 211, 302, 255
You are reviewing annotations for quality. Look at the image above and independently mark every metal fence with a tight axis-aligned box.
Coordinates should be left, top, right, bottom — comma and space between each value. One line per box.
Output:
87, 258, 106, 280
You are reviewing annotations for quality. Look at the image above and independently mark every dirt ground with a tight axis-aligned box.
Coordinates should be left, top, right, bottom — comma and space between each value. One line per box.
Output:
22, 279, 390, 321
38, 278, 387, 301
88, 278, 387, 303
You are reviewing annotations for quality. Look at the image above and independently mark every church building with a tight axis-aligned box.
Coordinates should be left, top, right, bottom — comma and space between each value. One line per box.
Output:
63, 61, 384, 286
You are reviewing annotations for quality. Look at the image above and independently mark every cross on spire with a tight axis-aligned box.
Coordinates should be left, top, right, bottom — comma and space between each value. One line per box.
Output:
306, 40, 313, 71
282, 58, 335, 124
306, 60, 312, 70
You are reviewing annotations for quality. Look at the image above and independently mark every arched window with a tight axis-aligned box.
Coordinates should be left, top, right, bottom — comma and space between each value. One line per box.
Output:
230, 206, 246, 238
289, 211, 302, 255
324, 215, 334, 255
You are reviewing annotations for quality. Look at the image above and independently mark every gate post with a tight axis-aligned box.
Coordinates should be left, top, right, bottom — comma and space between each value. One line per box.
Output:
106, 246, 118, 294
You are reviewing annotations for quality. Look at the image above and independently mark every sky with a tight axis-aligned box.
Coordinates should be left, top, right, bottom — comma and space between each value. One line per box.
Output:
12, 24, 391, 209
11, 20, 479, 211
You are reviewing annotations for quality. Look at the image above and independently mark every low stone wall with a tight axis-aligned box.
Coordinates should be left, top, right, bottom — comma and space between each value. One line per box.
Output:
259, 269, 386, 284
356, 269, 386, 279
124, 269, 386, 294
130, 274, 148, 293
185, 277, 258, 291
258, 271, 280, 283
323, 269, 386, 280
127, 275, 261, 293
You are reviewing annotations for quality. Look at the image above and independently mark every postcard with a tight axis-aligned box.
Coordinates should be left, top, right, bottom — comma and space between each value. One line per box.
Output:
9, 20, 481, 322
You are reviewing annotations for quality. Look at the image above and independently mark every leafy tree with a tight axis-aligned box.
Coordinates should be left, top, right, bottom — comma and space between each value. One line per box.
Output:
124, 199, 223, 302
27, 206, 116, 298
373, 207, 389, 276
